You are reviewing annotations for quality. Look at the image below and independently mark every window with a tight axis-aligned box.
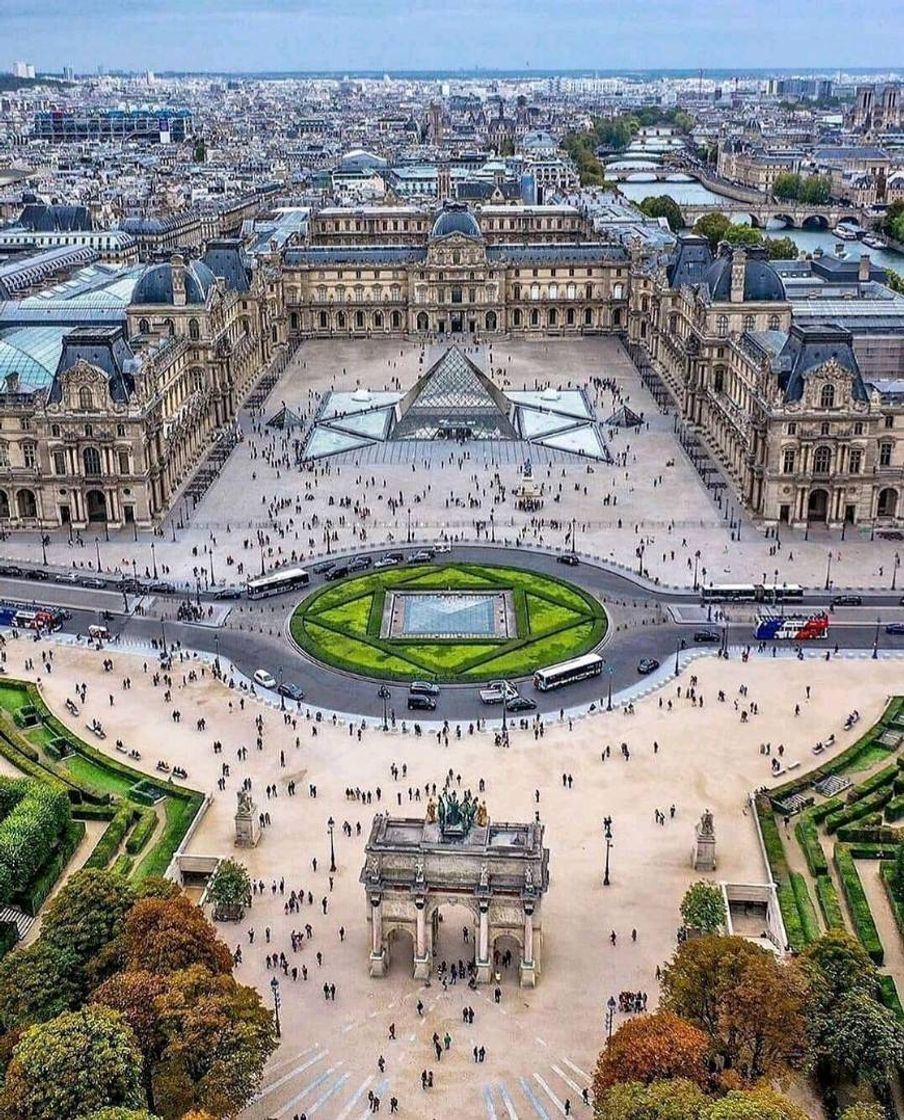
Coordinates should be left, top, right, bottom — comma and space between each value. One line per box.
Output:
820, 421, 830, 436
782, 448, 796, 474
83, 447, 101, 476
717, 315, 729, 338
138, 318, 149, 334
118, 451, 130, 474
713, 367, 725, 393
290, 312, 299, 330
116, 424, 126, 437
768, 314, 780, 330
22, 443, 36, 469
743, 314, 755, 331
880, 441, 893, 467
820, 383, 836, 409
188, 318, 200, 340
51, 424, 60, 438
319, 311, 328, 329
849, 448, 862, 474
886, 415, 895, 429
813, 446, 832, 474
0, 444, 8, 467
78, 387, 94, 411
854, 421, 864, 435
787, 422, 797, 436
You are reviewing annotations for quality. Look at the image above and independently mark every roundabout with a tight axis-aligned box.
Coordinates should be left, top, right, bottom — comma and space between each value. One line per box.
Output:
289, 561, 608, 683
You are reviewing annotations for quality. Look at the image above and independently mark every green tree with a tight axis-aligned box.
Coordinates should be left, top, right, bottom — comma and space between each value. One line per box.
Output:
41, 869, 136, 968
882, 200, 904, 241
593, 1078, 706, 1120
207, 859, 251, 919
811, 990, 904, 1087
83, 1110, 160, 1120
0, 1007, 145, 1119
680, 882, 726, 933
799, 930, 879, 1002
799, 174, 832, 204
839, 1105, 886, 1120
91, 970, 168, 1110
765, 236, 799, 260
722, 224, 763, 248
0, 941, 81, 1031
639, 195, 684, 233
773, 173, 802, 201
885, 268, 904, 296
693, 213, 731, 250
700, 1088, 810, 1120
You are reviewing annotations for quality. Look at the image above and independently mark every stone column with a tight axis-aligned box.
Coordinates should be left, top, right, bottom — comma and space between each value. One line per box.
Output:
520, 903, 537, 988
475, 901, 491, 984
368, 894, 386, 978
413, 898, 430, 980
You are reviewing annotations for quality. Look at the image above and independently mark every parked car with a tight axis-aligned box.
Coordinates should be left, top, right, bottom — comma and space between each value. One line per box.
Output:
831, 594, 863, 607
374, 556, 399, 569
146, 580, 175, 594
347, 555, 373, 572
0, 565, 22, 577
277, 682, 305, 701
637, 657, 660, 674
325, 565, 349, 581
83, 577, 109, 589
693, 629, 721, 643
407, 694, 437, 711
253, 669, 277, 690
408, 550, 434, 563
479, 680, 519, 705
409, 681, 440, 697
434, 544, 452, 555
22, 568, 49, 581
213, 586, 243, 600
886, 623, 904, 635
507, 695, 537, 712
312, 560, 335, 574
556, 553, 579, 567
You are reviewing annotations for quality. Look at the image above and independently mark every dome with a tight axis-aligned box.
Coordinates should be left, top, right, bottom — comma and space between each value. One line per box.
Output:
703, 245, 785, 303
130, 259, 217, 306
430, 204, 481, 240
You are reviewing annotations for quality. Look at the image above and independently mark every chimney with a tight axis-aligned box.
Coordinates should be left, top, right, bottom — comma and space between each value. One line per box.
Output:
170, 252, 186, 307
730, 248, 746, 304
859, 253, 871, 283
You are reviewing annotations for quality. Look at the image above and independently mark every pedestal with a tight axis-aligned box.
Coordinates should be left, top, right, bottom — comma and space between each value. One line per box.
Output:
369, 949, 386, 978
475, 957, 492, 984
693, 828, 716, 872
519, 959, 537, 988
235, 813, 260, 848
413, 953, 431, 980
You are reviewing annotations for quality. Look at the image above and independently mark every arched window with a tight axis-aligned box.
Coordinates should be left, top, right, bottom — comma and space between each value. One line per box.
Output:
355, 310, 364, 328
548, 308, 557, 327
768, 314, 780, 330
566, 308, 575, 326
78, 387, 93, 412
820, 383, 836, 409
319, 311, 328, 329
513, 309, 523, 327
451, 287, 462, 304
452, 250, 461, 265
485, 311, 497, 331
512, 284, 521, 300
138, 318, 149, 334
188, 318, 200, 340
612, 309, 622, 327
813, 446, 832, 474
163, 317, 175, 337
878, 488, 899, 518
83, 447, 102, 476
613, 283, 624, 300
584, 283, 593, 300
0, 491, 9, 519
391, 310, 401, 329
374, 312, 383, 329
548, 283, 558, 300
290, 311, 299, 330
530, 309, 540, 327
713, 367, 726, 393
717, 315, 729, 338
530, 284, 540, 301
584, 308, 593, 325
743, 314, 755, 331
337, 311, 346, 329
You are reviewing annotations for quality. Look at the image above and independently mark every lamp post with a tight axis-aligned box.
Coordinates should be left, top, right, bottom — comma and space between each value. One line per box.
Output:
407, 507, 412, 545
171, 517, 176, 544
569, 516, 577, 559
692, 550, 700, 592
214, 632, 221, 676
893, 553, 901, 592
270, 976, 281, 1038
606, 995, 617, 1042
40, 534, 48, 567
873, 616, 881, 660
132, 519, 138, 543
328, 815, 336, 873
278, 666, 285, 711
603, 816, 613, 887
501, 684, 508, 735
94, 537, 102, 573
636, 541, 645, 577
603, 661, 613, 711
378, 684, 390, 732
825, 550, 832, 591
259, 546, 266, 577
209, 549, 216, 585
151, 540, 158, 580
674, 636, 683, 676
160, 618, 167, 653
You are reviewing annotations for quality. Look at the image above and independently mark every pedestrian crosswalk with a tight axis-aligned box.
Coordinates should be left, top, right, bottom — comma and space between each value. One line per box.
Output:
482, 1058, 592, 1119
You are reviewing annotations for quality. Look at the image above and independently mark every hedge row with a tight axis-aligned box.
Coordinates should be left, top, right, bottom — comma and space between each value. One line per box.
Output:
811, 794, 846, 825
83, 804, 136, 870
70, 803, 117, 822
791, 872, 820, 943
816, 874, 846, 930
886, 793, 904, 822
852, 763, 899, 800
111, 853, 134, 878
795, 812, 828, 877
0, 777, 72, 906
0, 921, 18, 961
16, 819, 86, 917
846, 842, 900, 861
834, 844, 884, 964
125, 809, 157, 855
879, 974, 904, 1022
755, 797, 807, 951
880, 862, 904, 941
836, 824, 903, 845
825, 786, 895, 834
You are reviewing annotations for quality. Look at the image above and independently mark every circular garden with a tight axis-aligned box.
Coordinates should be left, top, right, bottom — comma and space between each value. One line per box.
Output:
289, 561, 607, 683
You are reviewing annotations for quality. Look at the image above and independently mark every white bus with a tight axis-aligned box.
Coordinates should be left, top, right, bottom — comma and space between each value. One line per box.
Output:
533, 653, 604, 692
246, 567, 310, 600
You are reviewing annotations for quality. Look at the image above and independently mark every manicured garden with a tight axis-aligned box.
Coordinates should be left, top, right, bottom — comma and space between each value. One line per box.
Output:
290, 561, 608, 682
0, 678, 203, 925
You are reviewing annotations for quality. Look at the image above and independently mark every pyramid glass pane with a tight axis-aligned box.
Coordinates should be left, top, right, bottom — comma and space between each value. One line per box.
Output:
535, 424, 606, 459
517, 408, 581, 439
304, 428, 373, 459
328, 407, 393, 440
507, 390, 591, 419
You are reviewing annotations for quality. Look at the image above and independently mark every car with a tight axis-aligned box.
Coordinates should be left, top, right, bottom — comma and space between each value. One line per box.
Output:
407, 694, 437, 711
213, 586, 243, 600
374, 556, 399, 569
409, 681, 440, 697
83, 577, 109, 589
479, 680, 519, 705
22, 568, 49, 581
253, 669, 277, 690
0, 565, 22, 578
325, 565, 349, 581
347, 556, 373, 572
146, 580, 175, 594
311, 560, 335, 574
637, 657, 660, 674
693, 629, 721, 643
506, 695, 537, 712
277, 682, 305, 701
556, 553, 580, 566
408, 550, 434, 563
119, 577, 144, 593
54, 571, 80, 584
384, 551, 404, 562
434, 544, 451, 555
832, 594, 863, 607
886, 623, 904, 635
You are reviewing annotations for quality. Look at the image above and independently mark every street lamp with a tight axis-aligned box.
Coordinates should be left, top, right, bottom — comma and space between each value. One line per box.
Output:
328, 815, 336, 873
278, 667, 285, 711
825, 550, 832, 591
151, 540, 158, 580
407, 507, 412, 544
692, 551, 700, 592
893, 554, 901, 592
603, 661, 613, 711
378, 684, 390, 732
606, 995, 617, 1042
209, 549, 216, 585
94, 537, 102, 573
603, 816, 613, 887
160, 618, 167, 653
569, 516, 577, 559
873, 616, 881, 660
270, 976, 281, 1038
214, 632, 221, 676
40, 534, 48, 567
674, 636, 684, 676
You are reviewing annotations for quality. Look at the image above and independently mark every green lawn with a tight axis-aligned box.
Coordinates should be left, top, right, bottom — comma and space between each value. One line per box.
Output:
291, 562, 607, 683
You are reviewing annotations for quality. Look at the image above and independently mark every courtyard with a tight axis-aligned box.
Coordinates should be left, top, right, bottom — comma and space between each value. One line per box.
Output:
1, 631, 897, 1117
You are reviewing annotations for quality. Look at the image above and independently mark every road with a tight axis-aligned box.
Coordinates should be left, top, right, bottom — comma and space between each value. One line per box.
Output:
4, 547, 904, 722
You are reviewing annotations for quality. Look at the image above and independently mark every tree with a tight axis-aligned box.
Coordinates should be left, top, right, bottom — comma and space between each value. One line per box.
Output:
593, 1078, 706, 1120
134, 876, 181, 902
811, 990, 904, 1087
121, 895, 233, 976
764, 236, 799, 260
693, 213, 731, 250
639, 196, 684, 233
592, 1012, 709, 1095
799, 175, 832, 204
207, 859, 251, 921
680, 882, 726, 934
150, 964, 277, 1118
41, 869, 135, 968
886, 268, 904, 296
700, 1088, 811, 1120
722, 225, 763, 248
83, 1111, 160, 1120
839, 1106, 886, 1120
799, 930, 879, 1003
0, 1007, 145, 1119
0, 940, 81, 1031
660, 936, 807, 1081
773, 173, 802, 201
91, 971, 168, 1109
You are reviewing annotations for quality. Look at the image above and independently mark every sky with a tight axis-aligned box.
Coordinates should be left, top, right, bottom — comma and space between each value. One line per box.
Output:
4, 0, 904, 74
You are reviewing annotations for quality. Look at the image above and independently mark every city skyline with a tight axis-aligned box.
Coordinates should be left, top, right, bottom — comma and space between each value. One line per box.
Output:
5, 0, 904, 74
